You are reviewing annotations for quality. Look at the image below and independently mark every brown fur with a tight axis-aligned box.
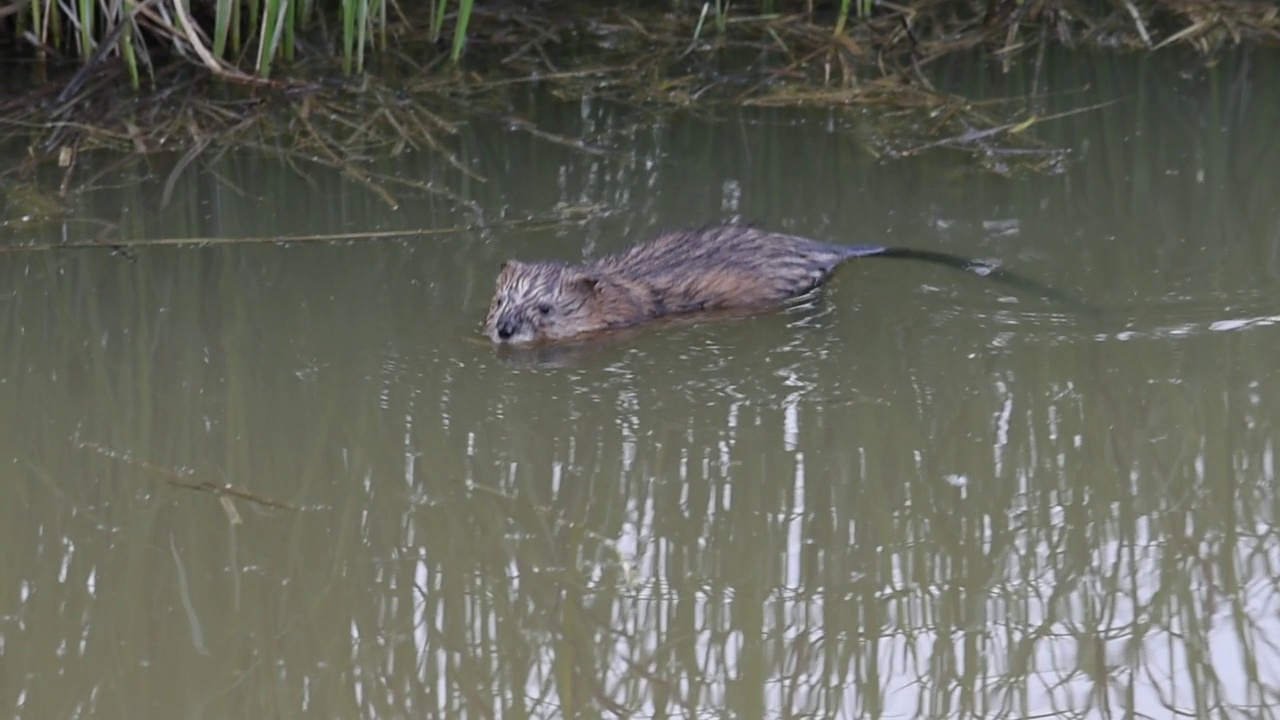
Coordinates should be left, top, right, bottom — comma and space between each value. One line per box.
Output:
483, 224, 1091, 344
484, 226, 880, 344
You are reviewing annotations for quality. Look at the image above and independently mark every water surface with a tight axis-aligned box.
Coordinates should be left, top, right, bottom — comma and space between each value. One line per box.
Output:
3, 49, 1280, 718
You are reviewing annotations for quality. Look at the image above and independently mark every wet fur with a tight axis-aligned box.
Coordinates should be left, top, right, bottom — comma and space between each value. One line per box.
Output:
484, 225, 1078, 344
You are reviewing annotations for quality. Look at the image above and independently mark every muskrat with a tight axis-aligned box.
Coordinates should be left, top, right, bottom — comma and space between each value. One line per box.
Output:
484, 225, 1085, 344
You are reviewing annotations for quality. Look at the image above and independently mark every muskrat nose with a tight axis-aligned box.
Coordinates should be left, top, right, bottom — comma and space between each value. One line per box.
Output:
496, 320, 517, 340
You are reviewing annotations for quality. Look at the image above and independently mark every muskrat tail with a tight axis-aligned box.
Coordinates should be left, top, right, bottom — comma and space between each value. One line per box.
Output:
869, 247, 1100, 317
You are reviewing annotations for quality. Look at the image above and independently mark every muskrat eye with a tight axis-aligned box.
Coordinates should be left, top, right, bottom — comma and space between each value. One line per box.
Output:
537, 303, 553, 315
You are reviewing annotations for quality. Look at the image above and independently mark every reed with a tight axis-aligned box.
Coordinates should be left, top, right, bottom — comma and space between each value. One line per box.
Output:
6, 0, 407, 83
2, 0, 1279, 208
5, 0, 1278, 91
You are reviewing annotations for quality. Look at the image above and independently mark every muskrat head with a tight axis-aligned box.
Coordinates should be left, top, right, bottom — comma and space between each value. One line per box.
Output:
484, 260, 605, 344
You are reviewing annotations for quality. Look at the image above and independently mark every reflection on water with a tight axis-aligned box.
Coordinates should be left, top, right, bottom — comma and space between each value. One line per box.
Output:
3, 50, 1280, 718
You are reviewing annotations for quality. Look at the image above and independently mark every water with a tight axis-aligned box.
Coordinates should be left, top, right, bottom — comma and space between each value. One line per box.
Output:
3, 49, 1280, 718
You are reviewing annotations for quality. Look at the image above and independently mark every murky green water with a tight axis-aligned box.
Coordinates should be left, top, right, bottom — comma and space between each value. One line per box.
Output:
4, 50, 1280, 719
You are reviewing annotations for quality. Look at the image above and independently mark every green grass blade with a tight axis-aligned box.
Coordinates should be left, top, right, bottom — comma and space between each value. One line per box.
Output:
77, 0, 94, 59
121, 11, 140, 89
430, 0, 448, 42
451, 0, 473, 63
213, 0, 232, 58
834, 0, 850, 35
255, 0, 288, 77
356, 0, 368, 73
284, 0, 296, 62
341, 0, 356, 75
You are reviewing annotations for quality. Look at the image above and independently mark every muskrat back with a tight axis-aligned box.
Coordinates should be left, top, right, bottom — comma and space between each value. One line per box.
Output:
484, 225, 1078, 344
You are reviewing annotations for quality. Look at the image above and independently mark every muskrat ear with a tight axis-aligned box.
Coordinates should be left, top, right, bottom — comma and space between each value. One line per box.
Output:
573, 274, 602, 294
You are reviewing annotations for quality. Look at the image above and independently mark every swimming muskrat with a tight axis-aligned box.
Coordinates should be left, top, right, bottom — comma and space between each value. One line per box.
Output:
484, 225, 1085, 344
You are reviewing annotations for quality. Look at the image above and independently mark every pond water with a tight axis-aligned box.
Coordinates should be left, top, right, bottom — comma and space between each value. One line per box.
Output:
3, 49, 1280, 718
